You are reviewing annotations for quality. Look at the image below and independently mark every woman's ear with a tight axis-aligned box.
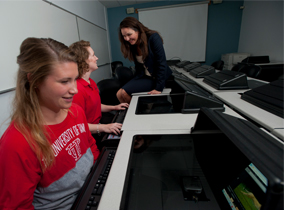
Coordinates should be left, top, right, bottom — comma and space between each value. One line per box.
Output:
27, 73, 31, 82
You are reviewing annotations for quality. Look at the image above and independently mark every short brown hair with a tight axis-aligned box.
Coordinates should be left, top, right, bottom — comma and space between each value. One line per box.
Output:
69, 40, 91, 78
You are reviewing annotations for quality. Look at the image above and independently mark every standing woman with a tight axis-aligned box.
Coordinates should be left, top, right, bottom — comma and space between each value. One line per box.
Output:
0, 38, 100, 209
69, 40, 128, 150
116, 17, 172, 103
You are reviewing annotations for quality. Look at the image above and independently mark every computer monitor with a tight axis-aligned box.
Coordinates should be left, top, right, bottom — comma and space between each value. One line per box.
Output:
241, 79, 284, 118
135, 90, 224, 115
119, 133, 219, 210
175, 60, 192, 68
119, 108, 283, 210
190, 107, 283, 210
203, 70, 249, 90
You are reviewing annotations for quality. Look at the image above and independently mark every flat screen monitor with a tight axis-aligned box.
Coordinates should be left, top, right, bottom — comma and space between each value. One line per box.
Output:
135, 92, 224, 114
241, 79, 284, 118
119, 134, 220, 210
118, 108, 283, 210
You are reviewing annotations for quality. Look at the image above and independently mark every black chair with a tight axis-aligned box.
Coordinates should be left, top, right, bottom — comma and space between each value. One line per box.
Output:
97, 78, 121, 105
231, 62, 247, 72
211, 60, 224, 70
111, 61, 123, 77
239, 64, 262, 78
115, 66, 134, 87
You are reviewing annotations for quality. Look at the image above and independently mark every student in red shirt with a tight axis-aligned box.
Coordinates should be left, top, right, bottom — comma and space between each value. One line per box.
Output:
70, 40, 128, 149
0, 38, 100, 210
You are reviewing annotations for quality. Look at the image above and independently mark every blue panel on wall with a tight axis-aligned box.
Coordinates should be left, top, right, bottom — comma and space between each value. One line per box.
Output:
107, 0, 244, 67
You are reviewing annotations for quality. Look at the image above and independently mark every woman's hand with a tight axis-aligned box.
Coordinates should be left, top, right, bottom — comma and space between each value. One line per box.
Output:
101, 123, 122, 135
148, 89, 161, 95
115, 103, 129, 110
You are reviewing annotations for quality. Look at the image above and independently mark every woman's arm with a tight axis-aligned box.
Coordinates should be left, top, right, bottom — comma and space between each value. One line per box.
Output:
101, 103, 129, 113
148, 33, 170, 92
0, 132, 41, 209
88, 123, 122, 135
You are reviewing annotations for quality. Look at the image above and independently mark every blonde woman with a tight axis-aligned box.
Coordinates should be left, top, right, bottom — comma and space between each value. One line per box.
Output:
0, 38, 100, 209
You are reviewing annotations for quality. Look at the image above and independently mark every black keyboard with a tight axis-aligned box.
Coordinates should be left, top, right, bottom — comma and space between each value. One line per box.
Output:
71, 148, 116, 210
114, 109, 127, 124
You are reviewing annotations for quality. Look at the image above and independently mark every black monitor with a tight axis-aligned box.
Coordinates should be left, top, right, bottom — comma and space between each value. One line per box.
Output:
190, 65, 215, 78
119, 108, 283, 210
203, 70, 249, 90
135, 86, 224, 114
167, 59, 181, 66
175, 60, 192, 68
183, 62, 201, 72
190, 108, 283, 210
241, 79, 284, 118
242, 55, 270, 64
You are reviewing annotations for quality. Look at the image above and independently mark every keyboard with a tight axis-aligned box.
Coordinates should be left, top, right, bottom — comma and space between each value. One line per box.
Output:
71, 148, 116, 210
113, 109, 127, 124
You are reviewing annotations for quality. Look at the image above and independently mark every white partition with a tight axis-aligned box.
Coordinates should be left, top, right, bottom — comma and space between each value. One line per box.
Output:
46, 0, 106, 29
0, 1, 79, 92
77, 17, 110, 66
0, 91, 15, 136
0, 0, 111, 138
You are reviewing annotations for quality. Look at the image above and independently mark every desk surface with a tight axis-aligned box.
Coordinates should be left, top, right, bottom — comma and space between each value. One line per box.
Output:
271, 128, 284, 140
99, 124, 284, 210
174, 67, 268, 94
121, 94, 243, 132
214, 91, 284, 138
173, 66, 283, 140
97, 67, 283, 209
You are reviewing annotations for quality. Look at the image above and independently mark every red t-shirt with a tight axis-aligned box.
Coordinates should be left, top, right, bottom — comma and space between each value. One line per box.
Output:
0, 104, 100, 209
73, 78, 102, 124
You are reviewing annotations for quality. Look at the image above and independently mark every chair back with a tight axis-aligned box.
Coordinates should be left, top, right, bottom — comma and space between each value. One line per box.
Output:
97, 78, 121, 105
211, 60, 224, 70
231, 62, 247, 72
239, 64, 262, 78
111, 61, 123, 77
115, 66, 134, 86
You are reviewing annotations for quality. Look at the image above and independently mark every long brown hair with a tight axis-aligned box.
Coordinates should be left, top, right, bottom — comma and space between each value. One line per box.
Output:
119, 17, 163, 61
13, 37, 77, 172
69, 40, 91, 78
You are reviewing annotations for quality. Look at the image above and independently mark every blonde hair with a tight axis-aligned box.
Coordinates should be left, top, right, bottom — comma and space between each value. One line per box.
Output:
13, 37, 77, 172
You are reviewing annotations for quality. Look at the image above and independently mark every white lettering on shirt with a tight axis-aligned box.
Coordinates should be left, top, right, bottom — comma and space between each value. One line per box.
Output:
52, 123, 86, 157
65, 138, 82, 161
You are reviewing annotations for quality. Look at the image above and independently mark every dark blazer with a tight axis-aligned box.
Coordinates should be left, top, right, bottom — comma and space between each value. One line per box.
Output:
133, 33, 172, 91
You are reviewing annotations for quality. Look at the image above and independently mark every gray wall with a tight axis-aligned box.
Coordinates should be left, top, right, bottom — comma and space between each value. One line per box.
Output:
0, 0, 111, 136
239, 0, 283, 62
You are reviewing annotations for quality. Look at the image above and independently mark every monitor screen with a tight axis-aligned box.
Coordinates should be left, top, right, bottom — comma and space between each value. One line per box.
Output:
222, 163, 267, 210
120, 134, 221, 210
135, 94, 185, 114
